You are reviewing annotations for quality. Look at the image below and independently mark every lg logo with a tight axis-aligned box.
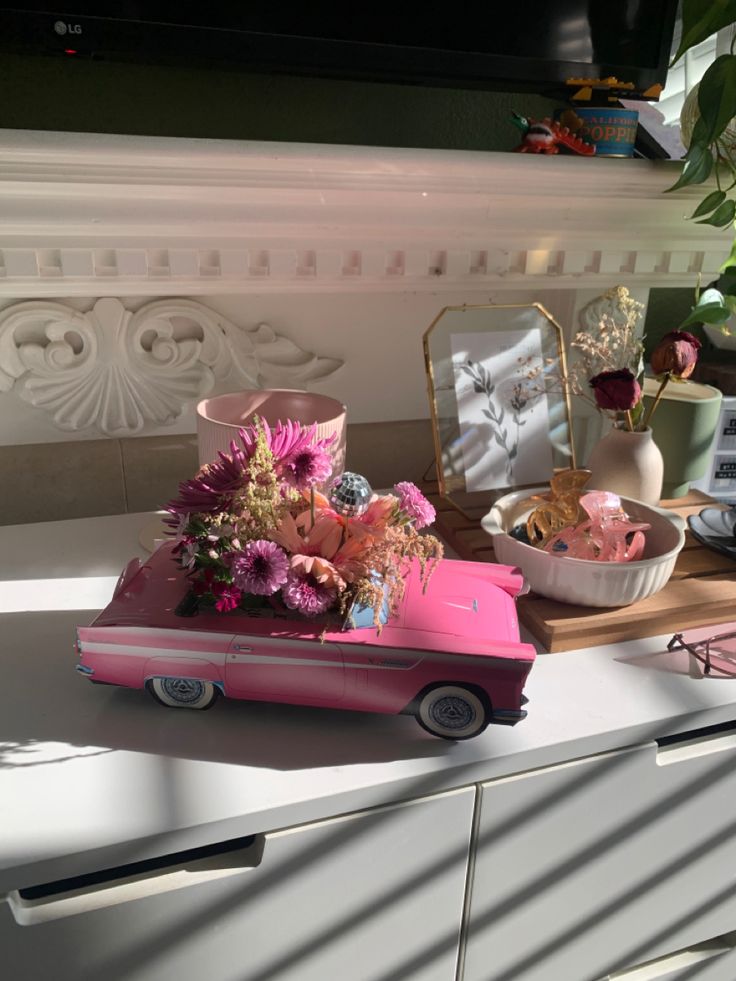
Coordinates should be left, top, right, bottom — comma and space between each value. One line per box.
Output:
53, 20, 82, 36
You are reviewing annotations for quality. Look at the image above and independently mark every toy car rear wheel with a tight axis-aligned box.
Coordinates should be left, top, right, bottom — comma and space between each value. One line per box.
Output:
148, 677, 219, 710
416, 685, 488, 740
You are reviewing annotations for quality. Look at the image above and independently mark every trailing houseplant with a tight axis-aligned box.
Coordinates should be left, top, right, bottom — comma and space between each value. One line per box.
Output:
668, 1, 736, 332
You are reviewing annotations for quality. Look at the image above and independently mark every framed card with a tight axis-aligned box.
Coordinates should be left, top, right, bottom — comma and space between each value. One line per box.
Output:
424, 303, 576, 514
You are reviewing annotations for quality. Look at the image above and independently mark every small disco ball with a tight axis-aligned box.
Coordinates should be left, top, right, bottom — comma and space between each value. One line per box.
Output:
328, 472, 372, 517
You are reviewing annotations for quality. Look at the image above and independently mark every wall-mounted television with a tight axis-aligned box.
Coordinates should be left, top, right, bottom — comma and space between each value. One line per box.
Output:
0, 3, 679, 100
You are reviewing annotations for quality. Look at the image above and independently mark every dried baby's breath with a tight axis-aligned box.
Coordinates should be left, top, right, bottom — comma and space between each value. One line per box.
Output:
519, 285, 645, 412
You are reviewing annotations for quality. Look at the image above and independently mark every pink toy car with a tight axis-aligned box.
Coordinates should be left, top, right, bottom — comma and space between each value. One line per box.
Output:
76, 543, 536, 740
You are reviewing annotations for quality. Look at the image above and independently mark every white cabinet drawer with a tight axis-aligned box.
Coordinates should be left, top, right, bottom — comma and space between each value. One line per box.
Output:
3, 787, 473, 981
599, 929, 736, 980
464, 727, 736, 981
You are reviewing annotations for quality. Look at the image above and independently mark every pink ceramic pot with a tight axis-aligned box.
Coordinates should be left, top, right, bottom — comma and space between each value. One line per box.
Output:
196, 389, 347, 472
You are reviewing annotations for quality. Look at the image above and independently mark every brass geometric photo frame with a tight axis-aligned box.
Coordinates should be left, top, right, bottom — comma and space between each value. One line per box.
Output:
424, 303, 576, 516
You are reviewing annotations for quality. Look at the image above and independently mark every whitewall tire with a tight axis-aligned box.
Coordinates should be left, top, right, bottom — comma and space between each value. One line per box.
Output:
416, 685, 488, 740
148, 677, 219, 710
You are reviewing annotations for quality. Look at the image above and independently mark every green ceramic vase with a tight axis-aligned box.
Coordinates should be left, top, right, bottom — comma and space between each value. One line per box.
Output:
643, 378, 722, 499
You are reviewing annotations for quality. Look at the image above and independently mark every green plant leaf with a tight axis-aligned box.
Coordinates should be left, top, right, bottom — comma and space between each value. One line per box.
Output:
719, 265, 736, 294
697, 56, 736, 145
725, 293, 736, 314
666, 143, 713, 191
680, 303, 732, 326
696, 198, 736, 225
690, 114, 710, 148
690, 189, 727, 218
671, 0, 736, 65
679, 286, 733, 326
720, 240, 736, 271
699, 286, 726, 305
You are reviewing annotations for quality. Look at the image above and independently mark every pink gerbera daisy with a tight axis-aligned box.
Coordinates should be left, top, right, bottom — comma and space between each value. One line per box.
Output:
230, 540, 289, 595
394, 482, 436, 529
282, 570, 337, 616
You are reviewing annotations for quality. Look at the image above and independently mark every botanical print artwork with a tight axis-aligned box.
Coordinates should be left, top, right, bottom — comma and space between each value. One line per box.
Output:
451, 329, 554, 493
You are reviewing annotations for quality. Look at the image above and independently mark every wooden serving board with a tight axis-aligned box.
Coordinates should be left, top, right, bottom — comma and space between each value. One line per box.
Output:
426, 485, 736, 653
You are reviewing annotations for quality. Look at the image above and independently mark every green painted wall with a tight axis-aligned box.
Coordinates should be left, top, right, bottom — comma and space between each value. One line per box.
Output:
0, 52, 560, 149
645, 287, 736, 365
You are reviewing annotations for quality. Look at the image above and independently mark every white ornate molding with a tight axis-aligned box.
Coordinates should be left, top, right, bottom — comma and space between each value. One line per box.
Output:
0, 298, 343, 436
0, 130, 730, 296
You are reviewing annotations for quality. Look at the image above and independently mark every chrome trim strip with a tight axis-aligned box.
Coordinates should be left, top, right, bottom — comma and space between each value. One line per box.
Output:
75, 664, 95, 676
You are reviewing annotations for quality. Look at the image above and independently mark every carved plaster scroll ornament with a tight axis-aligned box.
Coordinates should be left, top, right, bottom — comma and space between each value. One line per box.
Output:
578, 285, 645, 336
578, 286, 646, 378
0, 297, 343, 436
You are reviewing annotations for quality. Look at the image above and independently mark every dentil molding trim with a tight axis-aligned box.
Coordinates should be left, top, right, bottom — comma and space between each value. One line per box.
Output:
0, 297, 343, 436
0, 130, 730, 296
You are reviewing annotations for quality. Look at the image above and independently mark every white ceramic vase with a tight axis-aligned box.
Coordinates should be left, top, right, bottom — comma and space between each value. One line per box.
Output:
586, 426, 664, 506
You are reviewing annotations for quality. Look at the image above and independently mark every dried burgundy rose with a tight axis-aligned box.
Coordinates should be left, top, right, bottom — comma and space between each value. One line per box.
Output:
650, 330, 701, 379
589, 369, 642, 411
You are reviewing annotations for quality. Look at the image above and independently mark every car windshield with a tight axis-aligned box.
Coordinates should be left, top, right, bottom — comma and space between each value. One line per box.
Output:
174, 588, 390, 630
347, 596, 390, 630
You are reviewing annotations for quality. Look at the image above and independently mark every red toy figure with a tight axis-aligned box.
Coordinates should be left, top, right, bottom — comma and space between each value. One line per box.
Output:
511, 113, 596, 155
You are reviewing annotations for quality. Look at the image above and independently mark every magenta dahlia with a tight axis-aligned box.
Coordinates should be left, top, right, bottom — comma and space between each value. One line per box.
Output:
238, 418, 301, 462
230, 540, 289, 595
282, 570, 337, 616
394, 482, 436, 529
239, 419, 335, 469
166, 440, 249, 515
282, 443, 333, 490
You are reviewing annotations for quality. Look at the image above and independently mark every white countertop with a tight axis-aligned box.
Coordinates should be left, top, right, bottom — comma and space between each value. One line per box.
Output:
2, 512, 735, 893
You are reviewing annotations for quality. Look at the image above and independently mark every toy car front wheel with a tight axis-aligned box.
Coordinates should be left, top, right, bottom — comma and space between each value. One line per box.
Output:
416, 685, 488, 740
148, 677, 219, 710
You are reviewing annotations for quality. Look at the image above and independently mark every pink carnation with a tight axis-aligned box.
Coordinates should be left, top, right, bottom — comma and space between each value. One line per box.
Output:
282, 571, 337, 616
230, 540, 289, 595
211, 581, 242, 613
393, 482, 436, 529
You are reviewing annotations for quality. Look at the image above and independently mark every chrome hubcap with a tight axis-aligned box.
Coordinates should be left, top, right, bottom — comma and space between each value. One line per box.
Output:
161, 678, 205, 704
430, 695, 475, 730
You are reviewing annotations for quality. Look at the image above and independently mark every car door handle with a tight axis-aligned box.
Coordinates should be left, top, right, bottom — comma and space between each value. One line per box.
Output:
234, 644, 252, 651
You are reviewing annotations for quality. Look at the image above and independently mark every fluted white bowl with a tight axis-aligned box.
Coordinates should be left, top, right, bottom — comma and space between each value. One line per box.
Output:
481, 486, 686, 607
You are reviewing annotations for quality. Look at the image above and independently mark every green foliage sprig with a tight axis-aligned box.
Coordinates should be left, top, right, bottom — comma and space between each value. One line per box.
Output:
668, 1, 736, 331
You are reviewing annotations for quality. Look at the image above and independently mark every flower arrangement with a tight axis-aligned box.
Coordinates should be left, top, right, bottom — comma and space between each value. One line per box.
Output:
165, 418, 442, 626
525, 286, 702, 431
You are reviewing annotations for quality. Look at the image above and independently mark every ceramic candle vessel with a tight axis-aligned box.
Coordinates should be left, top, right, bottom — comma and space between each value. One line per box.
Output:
643, 378, 722, 499
197, 390, 347, 472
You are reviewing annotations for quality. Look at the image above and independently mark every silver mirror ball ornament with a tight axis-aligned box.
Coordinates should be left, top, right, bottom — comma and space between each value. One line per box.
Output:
328, 472, 372, 517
